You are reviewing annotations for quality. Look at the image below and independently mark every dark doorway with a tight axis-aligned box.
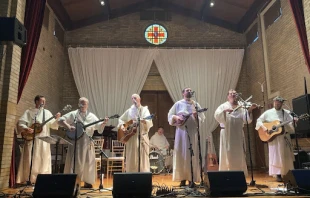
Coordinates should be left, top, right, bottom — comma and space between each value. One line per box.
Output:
140, 91, 175, 149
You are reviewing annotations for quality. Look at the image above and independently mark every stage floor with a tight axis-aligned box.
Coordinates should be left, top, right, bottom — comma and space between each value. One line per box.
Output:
2, 170, 310, 198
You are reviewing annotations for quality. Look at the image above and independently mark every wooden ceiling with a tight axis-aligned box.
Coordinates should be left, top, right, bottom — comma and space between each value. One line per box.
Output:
48, 0, 271, 33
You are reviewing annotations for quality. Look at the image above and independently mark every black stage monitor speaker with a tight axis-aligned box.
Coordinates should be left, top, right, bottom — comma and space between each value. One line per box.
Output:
205, 171, 247, 196
33, 174, 78, 198
112, 172, 152, 198
0, 17, 27, 47
283, 169, 310, 194
292, 94, 310, 134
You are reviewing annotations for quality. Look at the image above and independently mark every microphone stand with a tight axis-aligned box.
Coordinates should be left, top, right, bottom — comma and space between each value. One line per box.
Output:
27, 108, 41, 185
283, 103, 302, 169
81, 135, 110, 195
238, 95, 256, 186
185, 125, 195, 188
137, 104, 141, 172
73, 110, 79, 173
16, 107, 42, 197
290, 111, 301, 169
192, 93, 204, 186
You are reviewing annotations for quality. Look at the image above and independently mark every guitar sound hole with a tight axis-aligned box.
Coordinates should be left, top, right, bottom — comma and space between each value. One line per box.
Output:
272, 126, 276, 131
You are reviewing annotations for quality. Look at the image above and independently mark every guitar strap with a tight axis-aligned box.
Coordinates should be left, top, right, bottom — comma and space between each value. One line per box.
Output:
282, 109, 285, 133
43, 109, 45, 123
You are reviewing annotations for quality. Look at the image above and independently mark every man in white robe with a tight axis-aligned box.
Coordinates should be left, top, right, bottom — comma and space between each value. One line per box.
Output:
150, 127, 170, 155
16, 95, 60, 183
256, 96, 295, 182
214, 89, 256, 177
168, 87, 205, 187
118, 94, 153, 172
58, 97, 108, 188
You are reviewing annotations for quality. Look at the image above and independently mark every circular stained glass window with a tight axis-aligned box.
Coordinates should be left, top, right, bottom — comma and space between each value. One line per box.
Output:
144, 24, 168, 45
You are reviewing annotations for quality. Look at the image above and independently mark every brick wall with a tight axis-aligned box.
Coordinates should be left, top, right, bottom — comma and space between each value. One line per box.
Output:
244, 0, 310, 106
2, 0, 310, 187
242, 0, 310, 167
0, 0, 26, 189
17, 6, 66, 117
63, 12, 246, 108
0, 0, 25, 189
66, 12, 245, 47
0, 2, 66, 189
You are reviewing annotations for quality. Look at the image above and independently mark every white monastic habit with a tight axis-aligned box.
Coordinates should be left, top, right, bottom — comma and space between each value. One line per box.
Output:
59, 110, 105, 185
214, 101, 252, 176
255, 108, 294, 176
168, 99, 205, 182
150, 132, 170, 155
17, 108, 59, 183
118, 105, 153, 172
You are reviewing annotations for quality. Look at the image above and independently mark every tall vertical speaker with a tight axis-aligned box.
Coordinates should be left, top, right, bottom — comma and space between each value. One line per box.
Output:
0, 17, 27, 47
205, 171, 247, 196
283, 169, 310, 194
292, 94, 310, 134
33, 174, 78, 198
112, 172, 152, 198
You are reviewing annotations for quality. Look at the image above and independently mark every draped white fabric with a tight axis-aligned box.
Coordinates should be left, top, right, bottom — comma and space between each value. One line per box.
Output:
154, 49, 244, 164
68, 48, 244, 166
68, 48, 157, 126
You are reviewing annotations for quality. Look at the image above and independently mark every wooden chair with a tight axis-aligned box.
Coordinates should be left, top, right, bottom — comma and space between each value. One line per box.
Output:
93, 137, 104, 177
106, 140, 125, 179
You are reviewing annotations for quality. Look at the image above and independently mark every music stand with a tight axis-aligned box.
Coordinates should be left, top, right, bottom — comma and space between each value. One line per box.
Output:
37, 135, 72, 173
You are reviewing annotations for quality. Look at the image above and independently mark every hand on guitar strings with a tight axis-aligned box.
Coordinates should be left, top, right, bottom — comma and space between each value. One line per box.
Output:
25, 127, 34, 134
261, 125, 268, 132
67, 125, 76, 132
173, 115, 184, 124
224, 108, 233, 113
55, 112, 61, 119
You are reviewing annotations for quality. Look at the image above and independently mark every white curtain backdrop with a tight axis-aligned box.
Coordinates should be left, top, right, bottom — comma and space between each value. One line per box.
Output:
68, 47, 244, 166
68, 47, 157, 126
154, 49, 244, 164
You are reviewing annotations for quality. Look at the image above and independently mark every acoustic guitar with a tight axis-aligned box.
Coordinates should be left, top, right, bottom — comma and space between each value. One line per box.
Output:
21, 105, 72, 141
117, 114, 154, 143
204, 137, 219, 171
172, 108, 208, 126
257, 113, 309, 142
66, 114, 119, 140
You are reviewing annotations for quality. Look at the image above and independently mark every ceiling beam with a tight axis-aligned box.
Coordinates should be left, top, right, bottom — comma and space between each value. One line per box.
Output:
69, 0, 240, 32
47, 0, 72, 30
105, 0, 111, 15
160, 1, 240, 32
221, 0, 249, 10
71, 1, 150, 30
200, 0, 210, 20
237, 0, 271, 33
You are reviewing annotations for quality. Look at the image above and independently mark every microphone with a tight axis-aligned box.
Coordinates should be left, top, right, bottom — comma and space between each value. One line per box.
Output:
290, 112, 298, 117
133, 98, 137, 106
190, 91, 195, 96
39, 103, 44, 108
78, 104, 84, 108
236, 92, 242, 96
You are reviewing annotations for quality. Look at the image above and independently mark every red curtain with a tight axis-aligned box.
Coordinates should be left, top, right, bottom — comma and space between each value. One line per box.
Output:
17, 0, 46, 102
289, 0, 310, 73
10, 0, 46, 188
9, 133, 17, 187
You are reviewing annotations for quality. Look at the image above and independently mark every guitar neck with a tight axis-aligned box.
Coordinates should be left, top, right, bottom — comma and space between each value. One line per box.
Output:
184, 108, 207, 117
278, 120, 292, 128
83, 118, 105, 129
40, 115, 56, 127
